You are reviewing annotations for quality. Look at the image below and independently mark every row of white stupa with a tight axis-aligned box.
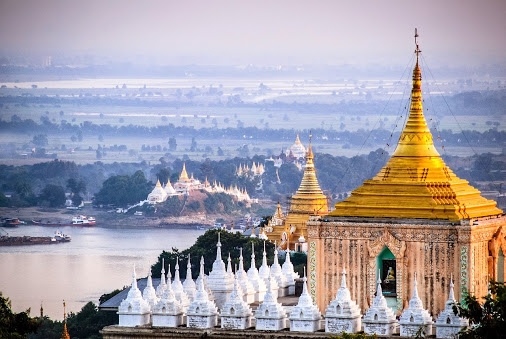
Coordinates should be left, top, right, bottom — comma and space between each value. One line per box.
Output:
117, 234, 468, 338
147, 178, 251, 204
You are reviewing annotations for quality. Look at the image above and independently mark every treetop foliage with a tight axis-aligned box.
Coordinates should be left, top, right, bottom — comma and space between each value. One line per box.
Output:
151, 229, 277, 279
453, 281, 506, 339
0, 293, 39, 339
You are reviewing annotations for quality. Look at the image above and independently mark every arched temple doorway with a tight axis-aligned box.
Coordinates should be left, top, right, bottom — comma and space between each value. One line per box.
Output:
376, 246, 397, 310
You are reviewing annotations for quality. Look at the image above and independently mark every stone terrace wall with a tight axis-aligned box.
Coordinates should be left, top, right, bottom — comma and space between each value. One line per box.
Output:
101, 325, 398, 338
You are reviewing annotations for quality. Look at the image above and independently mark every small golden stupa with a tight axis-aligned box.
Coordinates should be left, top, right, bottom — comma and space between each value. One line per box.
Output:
267, 135, 329, 250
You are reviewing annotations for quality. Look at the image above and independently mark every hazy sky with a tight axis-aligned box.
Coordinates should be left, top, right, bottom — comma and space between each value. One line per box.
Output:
0, 0, 505, 66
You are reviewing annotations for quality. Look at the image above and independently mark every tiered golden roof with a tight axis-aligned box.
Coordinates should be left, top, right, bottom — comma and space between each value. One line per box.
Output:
287, 142, 328, 216
329, 38, 503, 222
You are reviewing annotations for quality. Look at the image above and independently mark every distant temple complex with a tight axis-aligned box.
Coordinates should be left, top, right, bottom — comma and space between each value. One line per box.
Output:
147, 163, 251, 204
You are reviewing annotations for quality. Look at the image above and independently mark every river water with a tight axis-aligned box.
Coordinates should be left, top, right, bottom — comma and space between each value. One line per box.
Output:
0, 225, 205, 320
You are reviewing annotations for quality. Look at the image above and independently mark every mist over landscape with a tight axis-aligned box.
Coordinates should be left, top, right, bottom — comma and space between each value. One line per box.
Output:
0, 0, 505, 333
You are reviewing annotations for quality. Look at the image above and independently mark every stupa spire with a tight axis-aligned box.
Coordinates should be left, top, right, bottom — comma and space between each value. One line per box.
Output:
180, 162, 189, 181
329, 29, 503, 221
216, 232, 222, 261
376, 269, 383, 296
239, 247, 245, 271
448, 274, 455, 303
292, 132, 325, 199
250, 243, 256, 269
183, 254, 197, 301
166, 264, 173, 293
61, 300, 70, 339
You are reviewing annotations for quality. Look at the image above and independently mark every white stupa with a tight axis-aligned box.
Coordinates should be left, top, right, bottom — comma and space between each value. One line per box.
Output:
235, 247, 256, 304
196, 256, 215, 302
281, 252, 297, 296
186, 262, 219, 329
363, 271, 399, 335
147, 179, 168, 203
269, 243, 289, 297
220, 276, 254, 330
152, 264, 184, 327
435, 276, 468, 338
183, 254, 197, 302
155, 258, 167, 298
268, 268, 280, 300
226, 253, 236, 283
258, 241, 271, 284
118, 265, 151, 327
164, 179, 177, 195
399, 273, 434, 337
207, 232, 234, 309
171, 258, 190, 311
255, 275, 288, 331
246, 243, 266, 302
325, 269, 362, 333
289, 268, 322, 332
142, 269, 159, 310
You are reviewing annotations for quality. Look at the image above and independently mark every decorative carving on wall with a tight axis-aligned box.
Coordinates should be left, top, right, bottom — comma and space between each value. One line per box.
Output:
308, 241, 317, 303
460, 245, 469, 303
367, 227, 406, 259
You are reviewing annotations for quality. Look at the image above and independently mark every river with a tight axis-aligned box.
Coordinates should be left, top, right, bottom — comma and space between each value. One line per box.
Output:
0, 225, 205, 320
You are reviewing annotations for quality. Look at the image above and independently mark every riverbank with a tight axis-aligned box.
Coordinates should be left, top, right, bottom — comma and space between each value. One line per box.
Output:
0, 207, 217, 229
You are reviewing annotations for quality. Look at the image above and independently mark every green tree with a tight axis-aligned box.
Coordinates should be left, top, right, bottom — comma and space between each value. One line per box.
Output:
168, 137, 177, 151
66, 302, 117, 339
453, 281, 506, 339
151, 229, 275, 280
94, 171, 151, 206
0, 293, 40, 339
31, 134, 48, 147
190, 137, 197, 152
0, 191, 9, 207
39, 184, 66, 208
156, 168, 171, 185
67, 178, 86, 206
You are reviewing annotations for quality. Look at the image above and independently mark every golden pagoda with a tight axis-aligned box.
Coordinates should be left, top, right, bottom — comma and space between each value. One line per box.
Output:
328, 40, 502, 221
307, 30, 505, 317
267, 136, 328, 250
179, 162, 190, 182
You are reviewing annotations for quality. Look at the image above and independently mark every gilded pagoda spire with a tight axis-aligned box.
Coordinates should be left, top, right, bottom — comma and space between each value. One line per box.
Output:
289, 133, 327, 213
269, 133, 328, 250
329, 29, 503, 221
179, 163, 189, 181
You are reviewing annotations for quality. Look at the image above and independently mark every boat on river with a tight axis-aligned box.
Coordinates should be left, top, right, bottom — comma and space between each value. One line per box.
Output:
32, 215, 96, 226
52, 230, 71, 242
72, 215, 96, 226
2, 218, 21, 227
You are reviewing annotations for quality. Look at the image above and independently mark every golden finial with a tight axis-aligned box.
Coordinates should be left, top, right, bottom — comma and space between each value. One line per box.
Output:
414, 28, 421, 61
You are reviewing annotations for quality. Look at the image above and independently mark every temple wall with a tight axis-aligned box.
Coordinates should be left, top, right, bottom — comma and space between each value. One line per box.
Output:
307, 215, 506, 316
102, 325, 397, 338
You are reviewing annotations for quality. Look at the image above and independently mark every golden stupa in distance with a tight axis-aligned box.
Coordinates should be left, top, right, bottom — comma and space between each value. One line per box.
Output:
328, 30, 502, 222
